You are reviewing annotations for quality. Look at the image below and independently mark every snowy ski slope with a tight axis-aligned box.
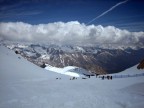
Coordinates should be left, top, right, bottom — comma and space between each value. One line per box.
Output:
0, 45, 144, 108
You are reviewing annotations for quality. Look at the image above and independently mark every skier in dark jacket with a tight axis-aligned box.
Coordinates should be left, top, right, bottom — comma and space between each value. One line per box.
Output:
102, 76, 104, 80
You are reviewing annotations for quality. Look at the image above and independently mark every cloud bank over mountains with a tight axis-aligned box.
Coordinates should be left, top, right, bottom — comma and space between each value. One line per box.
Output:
0, 21, 144, 46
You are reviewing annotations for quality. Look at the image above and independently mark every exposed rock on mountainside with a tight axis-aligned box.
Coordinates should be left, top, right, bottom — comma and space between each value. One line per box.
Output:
137, 59, 144, 69
5, 43, 144, 74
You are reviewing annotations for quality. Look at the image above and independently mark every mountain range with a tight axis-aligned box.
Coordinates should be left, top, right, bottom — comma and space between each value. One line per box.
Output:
2, 41, 143, 74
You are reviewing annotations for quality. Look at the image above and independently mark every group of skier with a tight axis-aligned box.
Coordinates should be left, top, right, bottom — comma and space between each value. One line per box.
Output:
101, 75, 112, 80
56, 74, 113, 80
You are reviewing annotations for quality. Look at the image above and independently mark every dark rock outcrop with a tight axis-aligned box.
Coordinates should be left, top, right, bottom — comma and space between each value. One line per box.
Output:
40, 63, 46, 68
15, 50, 20, 54
137, 59, 144, 69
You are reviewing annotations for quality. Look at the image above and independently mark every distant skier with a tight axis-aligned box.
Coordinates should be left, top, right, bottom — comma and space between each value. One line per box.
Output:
107, 76, 110, 80
110, 76, 112, 80
102, 76, 104, 80
96, 74, 99, 78
88, 75, 90, 78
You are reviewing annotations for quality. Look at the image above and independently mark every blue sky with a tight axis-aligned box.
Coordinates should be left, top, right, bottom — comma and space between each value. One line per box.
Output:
0, 0, 144, 31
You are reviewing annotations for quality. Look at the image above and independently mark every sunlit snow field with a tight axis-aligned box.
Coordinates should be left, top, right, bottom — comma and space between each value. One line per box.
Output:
0, 45, 144, 108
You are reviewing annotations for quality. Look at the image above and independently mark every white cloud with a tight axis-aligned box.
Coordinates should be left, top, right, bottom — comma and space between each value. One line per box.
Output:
0, 21, 144, 46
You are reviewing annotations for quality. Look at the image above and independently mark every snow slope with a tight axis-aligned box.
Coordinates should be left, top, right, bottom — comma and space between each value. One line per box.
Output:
45, 65, 93, 77
115, 64, 144, 75
0, 45, 144, 108
45, 65, 81, 77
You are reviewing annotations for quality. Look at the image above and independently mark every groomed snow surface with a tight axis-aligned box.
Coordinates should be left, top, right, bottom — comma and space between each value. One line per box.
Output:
0, 45, 144, 108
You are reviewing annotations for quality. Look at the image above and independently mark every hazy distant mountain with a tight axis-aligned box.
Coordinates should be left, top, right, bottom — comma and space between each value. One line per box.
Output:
4, 42, 144, 74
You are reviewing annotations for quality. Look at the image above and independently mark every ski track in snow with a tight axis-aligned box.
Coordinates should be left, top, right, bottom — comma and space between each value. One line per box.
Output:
0, 45, 144, 108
